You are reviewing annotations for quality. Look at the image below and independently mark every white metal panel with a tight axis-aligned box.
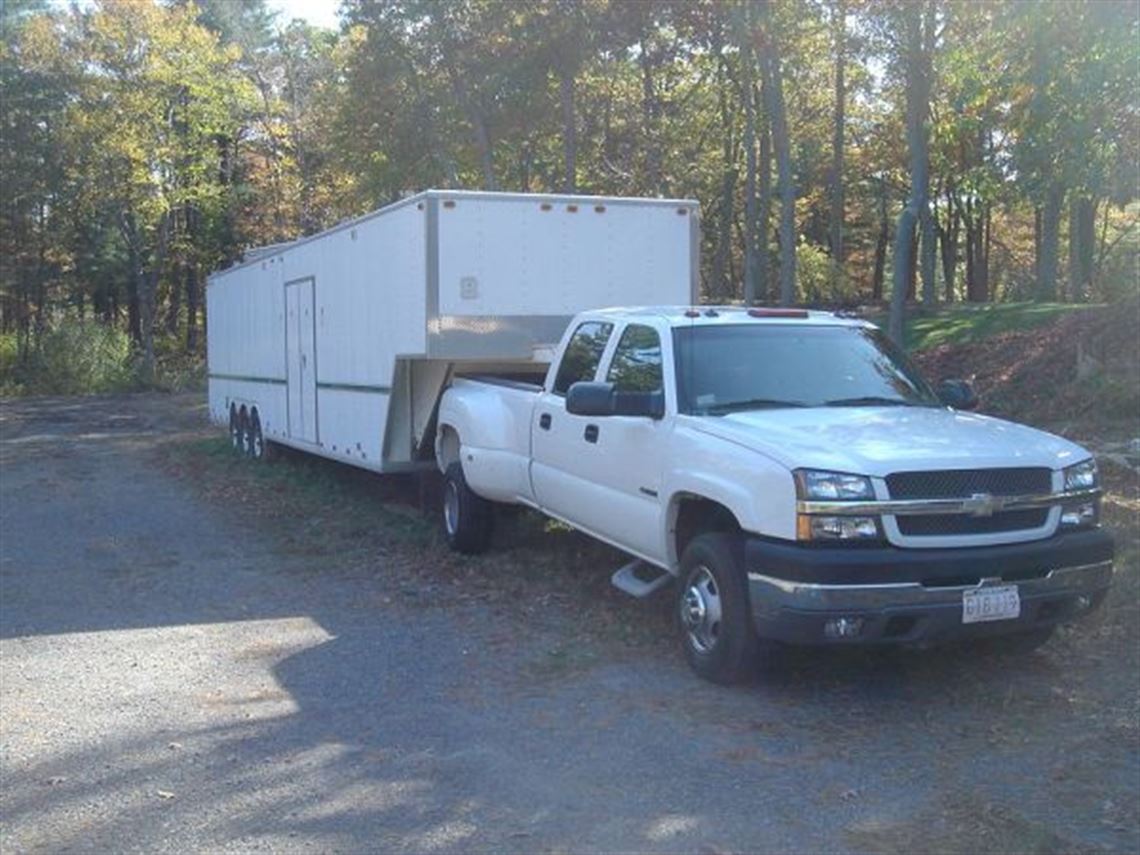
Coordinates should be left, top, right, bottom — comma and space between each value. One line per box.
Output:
436, 196, 694, 318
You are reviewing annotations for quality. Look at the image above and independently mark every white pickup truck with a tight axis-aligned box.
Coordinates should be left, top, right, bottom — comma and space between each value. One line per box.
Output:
436, 306, 1114, 683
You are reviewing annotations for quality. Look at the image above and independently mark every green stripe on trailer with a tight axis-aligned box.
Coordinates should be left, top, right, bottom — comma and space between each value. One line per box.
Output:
316, 382, 392, 394
209, 373, 286, 385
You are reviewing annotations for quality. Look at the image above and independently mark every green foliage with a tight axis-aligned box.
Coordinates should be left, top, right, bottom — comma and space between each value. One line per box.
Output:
2, 0, 1138, 376
3, 321, 135, 395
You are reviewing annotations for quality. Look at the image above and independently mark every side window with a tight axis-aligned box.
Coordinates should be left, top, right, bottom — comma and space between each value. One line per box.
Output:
607, 324, 663, 393
553, 321, 614, 395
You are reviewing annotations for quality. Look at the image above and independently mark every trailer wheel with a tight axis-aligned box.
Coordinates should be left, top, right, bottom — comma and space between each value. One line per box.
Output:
678, 533, 762, 684
229, 406, 243, 452
442, 462, 494, 554
247, 412, 276, 462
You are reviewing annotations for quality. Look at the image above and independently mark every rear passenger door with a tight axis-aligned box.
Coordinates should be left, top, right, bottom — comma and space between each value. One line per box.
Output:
530, 320, 614, 529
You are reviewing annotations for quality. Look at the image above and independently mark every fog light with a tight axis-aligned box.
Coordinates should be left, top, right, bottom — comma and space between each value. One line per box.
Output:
824, 617, 865, 639
1061, 502, 1098, 527
800, 515, 880, 541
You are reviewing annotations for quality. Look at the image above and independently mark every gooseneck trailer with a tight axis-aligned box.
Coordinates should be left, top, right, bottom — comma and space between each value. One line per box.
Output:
206, 190, 699, 468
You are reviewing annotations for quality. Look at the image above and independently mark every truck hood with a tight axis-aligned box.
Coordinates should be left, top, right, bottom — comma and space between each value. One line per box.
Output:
688, 406, 1089, 476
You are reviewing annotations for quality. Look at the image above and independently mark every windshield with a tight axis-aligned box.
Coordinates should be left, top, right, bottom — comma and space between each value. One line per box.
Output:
673, 324, 940, 415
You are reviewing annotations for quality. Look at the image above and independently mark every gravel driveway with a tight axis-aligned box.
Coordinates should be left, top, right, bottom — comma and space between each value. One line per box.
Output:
1, 394, 1137, 854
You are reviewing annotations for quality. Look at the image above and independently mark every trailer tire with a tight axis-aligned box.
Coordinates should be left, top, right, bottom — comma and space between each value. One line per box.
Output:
442, 462, 494, 554
677, 532, 762, 684
247, 412, 276, 462
229, 406, 244, 453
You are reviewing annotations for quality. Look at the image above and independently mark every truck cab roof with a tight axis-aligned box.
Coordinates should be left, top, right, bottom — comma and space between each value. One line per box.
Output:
582, 306, 874, 329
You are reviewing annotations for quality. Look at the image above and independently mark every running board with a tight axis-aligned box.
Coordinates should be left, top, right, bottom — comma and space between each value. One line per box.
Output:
611, 560, 672, 598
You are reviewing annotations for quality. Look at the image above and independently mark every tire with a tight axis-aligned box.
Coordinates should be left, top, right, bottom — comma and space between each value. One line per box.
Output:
247, 412, 276, 462
677, 532, 760, 684
442, 461, 494, 554
229, 407, 244, 452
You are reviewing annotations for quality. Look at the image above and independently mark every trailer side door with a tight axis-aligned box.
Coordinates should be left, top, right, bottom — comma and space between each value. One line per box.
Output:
285, 277, 318, 443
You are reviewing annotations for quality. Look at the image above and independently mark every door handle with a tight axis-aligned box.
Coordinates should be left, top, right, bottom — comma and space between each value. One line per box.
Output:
539, 413, 552, 430
584, 424, 599, 444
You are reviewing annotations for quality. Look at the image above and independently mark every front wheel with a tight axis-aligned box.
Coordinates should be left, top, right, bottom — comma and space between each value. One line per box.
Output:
442, 462, 494, 554
678, 533, 761, 684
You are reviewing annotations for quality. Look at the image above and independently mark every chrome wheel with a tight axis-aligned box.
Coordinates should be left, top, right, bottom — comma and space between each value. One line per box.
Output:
230, 413, 242, 450
444, 480, 460, 537
249, 420, 264, 459
681, 565, 722, 654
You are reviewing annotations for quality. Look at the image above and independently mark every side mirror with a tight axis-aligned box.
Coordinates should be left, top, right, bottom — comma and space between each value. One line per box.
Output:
566, 381, 665, 419
938, 379, 978, 411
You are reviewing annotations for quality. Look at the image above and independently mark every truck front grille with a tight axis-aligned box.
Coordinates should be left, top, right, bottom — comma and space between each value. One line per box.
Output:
897, 509, 1050, 536
887, 468, 1053, 537
886, 468, 1052, 500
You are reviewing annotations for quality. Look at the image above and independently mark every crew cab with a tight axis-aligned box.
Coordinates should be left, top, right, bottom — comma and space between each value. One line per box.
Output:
435, 306, 1115, 683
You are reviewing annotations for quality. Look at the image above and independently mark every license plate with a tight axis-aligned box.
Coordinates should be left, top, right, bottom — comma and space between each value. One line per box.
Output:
962, 585, 1021, 624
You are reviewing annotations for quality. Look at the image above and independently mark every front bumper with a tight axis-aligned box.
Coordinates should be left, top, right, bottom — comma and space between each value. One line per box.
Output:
745, 529, 1114, 645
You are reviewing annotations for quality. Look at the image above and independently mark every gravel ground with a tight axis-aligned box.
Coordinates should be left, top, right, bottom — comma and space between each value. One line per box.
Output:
1, 393, 1137, 854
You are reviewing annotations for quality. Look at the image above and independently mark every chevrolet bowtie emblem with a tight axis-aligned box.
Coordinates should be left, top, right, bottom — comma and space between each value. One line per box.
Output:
963, 492, 1004, 517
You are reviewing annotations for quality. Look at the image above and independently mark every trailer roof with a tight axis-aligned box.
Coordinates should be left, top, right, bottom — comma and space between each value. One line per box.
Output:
209, 189, 700, 283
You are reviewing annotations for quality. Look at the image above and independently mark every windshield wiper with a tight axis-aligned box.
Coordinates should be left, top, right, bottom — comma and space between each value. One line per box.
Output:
704, 398, 809, 414
825, 395, 916, 407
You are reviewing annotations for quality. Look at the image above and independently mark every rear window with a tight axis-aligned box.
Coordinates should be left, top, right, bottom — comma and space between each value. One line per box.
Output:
553, 321, 614, 395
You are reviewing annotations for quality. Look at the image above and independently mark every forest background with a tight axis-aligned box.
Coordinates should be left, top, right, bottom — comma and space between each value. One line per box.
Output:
1, 0, 1137, 392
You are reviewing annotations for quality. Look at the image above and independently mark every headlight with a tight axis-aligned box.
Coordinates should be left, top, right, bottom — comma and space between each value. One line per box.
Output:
1061, 459, 1099, 528
794, 469, 880, 541
795, 470, 875, 501
1063, 459, 1098, 491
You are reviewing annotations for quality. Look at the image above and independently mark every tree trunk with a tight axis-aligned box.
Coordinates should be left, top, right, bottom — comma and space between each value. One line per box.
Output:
639, 37, 664, 195
757, 88, 772, 302
560, 68, 577, 194
185, 260, 200, 353
124, 213, 142, 344
939, 190, 959, 301
759, 0, 795, 305
889, 207, 917, 345
1037, 182, 1063, 300
1068, 195, 1095, 301
829, 0, 846, 286
741, 2, 758, 305
138, 213, 172, 385
872, 180, 888, 302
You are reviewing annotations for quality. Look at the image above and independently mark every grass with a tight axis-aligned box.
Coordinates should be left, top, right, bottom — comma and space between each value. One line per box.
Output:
903, 302, 1101, 351
863, 302, 1103, 351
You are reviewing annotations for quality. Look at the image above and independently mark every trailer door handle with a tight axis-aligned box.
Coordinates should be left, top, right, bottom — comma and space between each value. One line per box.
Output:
584, 424, 599, 444
539, 413, 552, 430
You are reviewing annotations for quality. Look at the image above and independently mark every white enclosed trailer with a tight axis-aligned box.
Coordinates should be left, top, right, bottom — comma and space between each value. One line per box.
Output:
207, 190, 699, 472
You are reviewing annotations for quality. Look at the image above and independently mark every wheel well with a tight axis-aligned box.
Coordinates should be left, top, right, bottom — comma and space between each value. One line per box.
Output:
672, 496, 741, 564
436, 425, 461, 471
238, 404, 248, 423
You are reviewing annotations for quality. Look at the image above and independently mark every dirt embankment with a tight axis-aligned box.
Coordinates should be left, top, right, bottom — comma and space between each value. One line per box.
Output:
913, 298, 1140, 441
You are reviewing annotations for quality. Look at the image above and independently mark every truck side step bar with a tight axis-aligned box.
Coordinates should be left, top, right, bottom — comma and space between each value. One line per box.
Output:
611, 560, 673, 598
